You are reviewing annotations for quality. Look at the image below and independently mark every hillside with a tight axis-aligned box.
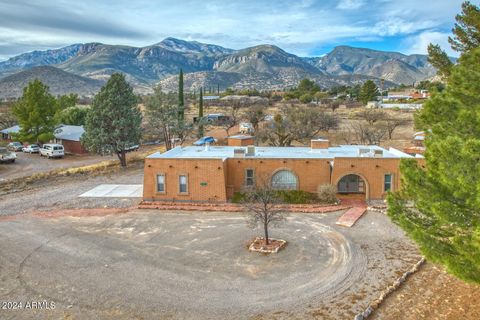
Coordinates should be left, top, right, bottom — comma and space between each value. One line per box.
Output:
306, 46, 437, 84
0, 66, 104, 99
0, 38, 441, 93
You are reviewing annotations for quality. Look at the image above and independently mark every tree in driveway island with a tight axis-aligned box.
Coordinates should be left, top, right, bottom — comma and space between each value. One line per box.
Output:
83, 73, 141, 167
243, 182, 287, 248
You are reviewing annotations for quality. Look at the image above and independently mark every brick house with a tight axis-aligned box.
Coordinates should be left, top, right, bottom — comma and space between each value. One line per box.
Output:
143, 139, 423, 203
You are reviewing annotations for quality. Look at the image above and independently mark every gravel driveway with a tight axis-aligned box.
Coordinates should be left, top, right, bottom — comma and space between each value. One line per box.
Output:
0, 165, 421, 319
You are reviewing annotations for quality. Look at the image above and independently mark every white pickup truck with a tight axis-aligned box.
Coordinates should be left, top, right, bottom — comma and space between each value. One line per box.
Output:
0, 147, 16, 163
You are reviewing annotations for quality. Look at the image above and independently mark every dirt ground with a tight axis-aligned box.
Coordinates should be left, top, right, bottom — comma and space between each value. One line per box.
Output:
0, 150, 116, 181
371, 262, 480, 320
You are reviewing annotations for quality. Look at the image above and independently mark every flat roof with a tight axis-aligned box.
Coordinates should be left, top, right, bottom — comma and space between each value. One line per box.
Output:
147, 145, 414, 160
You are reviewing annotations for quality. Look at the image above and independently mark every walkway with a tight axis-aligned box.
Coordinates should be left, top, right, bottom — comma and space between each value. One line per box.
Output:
336, 199, 367, 227
79, 184, 143, 198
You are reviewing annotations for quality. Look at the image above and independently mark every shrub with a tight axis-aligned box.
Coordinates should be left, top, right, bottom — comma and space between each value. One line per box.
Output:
232, 192, 246, 203
317, 184, 338, 204
276, 190, 317, 204
234, 190, 318, 204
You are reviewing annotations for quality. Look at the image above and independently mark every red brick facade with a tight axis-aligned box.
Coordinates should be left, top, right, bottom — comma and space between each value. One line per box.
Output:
143, 143, 423, 202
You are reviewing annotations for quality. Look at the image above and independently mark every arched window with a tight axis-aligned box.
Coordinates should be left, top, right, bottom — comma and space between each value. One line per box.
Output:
271, 170, 298, 190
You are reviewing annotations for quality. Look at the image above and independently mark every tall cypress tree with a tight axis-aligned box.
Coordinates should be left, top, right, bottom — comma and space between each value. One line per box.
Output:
198, 88, 204, 138
178, 69, 184, 121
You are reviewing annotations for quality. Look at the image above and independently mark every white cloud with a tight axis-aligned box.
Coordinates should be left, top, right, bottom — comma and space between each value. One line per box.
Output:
336, 0, 365, 10
0, 0, 466, 59
402, 31, 458, 56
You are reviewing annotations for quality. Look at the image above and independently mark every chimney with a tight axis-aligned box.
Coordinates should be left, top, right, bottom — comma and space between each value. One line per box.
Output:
311, 139, 330, 150
204, 142, 210, 151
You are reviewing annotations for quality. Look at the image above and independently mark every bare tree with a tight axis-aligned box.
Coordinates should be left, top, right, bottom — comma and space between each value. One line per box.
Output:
243, 181, 287, 245
257, 105, 339, 146
243, 104, 265, 131
350, 121, 387, 145
384, 117, 407, 140
357, 109, 387, 125
145, 86, 193, 150
0, 112, 16, 130
222, 102, 243, 136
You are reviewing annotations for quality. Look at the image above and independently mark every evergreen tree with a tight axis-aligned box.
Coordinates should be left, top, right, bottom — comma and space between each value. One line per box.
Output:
428, 2, 480, 78
449, 1, 480, 53
427, 44, 454, 79
178, 69, 184, 121
12, 79, 57, 142
198, 88, 204, 138
359, 80, 379, 105
387, 48, 480, 284
82, 73, 141, 167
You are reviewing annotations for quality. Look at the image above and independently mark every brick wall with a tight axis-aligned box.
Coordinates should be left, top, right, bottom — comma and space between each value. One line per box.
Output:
143, 155, 424, 202
143, 158, 228, 202
61, 140, 88, 154
225, 158, 332, 193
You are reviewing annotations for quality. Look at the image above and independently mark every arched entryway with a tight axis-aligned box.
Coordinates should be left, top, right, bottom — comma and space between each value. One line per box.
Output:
271, 169, 298, 190
337, 174, 367, 199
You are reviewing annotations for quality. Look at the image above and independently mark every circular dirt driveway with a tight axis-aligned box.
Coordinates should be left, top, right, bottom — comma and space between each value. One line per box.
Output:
18, 212, 367, 318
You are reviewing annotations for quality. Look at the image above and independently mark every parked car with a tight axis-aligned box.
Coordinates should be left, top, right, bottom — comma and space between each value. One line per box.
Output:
193, 136, 216, 146
239, 122, 254, 134
22, 144, 40, 153
7, 142, 23, 151
125, 143, 140, 152
263, 114, 274, 121
40, 144, 64, 158
0, 147, 16, 163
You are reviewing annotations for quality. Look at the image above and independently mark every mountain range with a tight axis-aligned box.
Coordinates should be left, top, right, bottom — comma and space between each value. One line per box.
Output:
0, 37, 438, 98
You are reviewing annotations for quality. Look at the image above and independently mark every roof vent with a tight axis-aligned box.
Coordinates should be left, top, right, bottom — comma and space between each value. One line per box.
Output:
233, 148, 246, 158
246, 145, 255, 156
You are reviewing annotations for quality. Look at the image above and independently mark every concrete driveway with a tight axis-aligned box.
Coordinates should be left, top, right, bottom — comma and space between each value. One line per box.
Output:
0, 209, 420, 319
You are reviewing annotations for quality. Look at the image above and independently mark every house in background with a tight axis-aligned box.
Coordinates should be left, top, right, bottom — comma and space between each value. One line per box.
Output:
403, 131, 426, 155
53, 125, 88, 154
143, 139, 424, 203
0, 125, 20, 141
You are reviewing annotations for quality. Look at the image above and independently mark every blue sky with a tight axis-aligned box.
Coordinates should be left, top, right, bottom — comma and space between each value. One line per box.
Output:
0, 0, 472, 61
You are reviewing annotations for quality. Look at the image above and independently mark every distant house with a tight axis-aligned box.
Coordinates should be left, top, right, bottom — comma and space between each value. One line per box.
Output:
53, 125, 87, 154
403, 131, 426, 155
0, 125, 20, 141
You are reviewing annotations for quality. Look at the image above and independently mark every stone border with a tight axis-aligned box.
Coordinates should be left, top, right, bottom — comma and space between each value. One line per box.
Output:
139, 201, 350, 213
353, 257, 426, 320
248, 237, 287, 253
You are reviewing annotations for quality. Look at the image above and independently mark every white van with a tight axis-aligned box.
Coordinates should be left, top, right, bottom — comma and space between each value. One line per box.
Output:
40, 144, 64, 159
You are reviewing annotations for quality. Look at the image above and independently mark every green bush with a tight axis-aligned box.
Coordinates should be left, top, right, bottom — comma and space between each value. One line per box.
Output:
317, 184, 338, 204
232, 190, 318, 204
232, 192, 246, 203
276, 190, 317, 204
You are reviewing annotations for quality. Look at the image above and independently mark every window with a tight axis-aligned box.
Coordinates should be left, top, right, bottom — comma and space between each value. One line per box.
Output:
156, 174, 165, 193
384, 174, 392, 192
245, 169, 255, 187
271, 170, 297, 190
179, 175, 188, 194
